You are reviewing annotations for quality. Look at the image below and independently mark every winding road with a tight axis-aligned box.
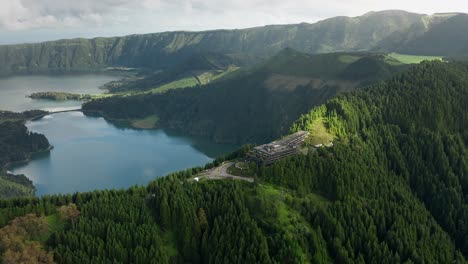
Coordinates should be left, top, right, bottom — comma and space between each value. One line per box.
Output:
194, 162, 254, 183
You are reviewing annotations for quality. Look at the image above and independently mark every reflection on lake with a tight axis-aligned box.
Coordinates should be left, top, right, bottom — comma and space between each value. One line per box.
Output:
11, 112, 237, 196
0, 73, 122, 112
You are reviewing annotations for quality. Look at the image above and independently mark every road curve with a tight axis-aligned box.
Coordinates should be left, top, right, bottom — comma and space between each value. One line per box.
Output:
195, 162, 254, 183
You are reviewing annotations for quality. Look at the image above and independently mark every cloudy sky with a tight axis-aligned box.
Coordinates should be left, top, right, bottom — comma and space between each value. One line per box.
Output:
0, 0, 467, 44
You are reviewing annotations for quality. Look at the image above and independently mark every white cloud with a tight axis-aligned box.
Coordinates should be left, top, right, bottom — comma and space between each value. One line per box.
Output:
0, 0, 467, 43
0, 0, 131, 30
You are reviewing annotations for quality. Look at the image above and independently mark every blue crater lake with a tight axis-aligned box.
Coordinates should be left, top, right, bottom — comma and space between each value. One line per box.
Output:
0, 73, 121, 112
1, 74, 237, 196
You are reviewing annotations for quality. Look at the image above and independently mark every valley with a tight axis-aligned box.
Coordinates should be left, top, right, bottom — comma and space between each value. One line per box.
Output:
0, 8, 467, 264
83, 50, 410, 143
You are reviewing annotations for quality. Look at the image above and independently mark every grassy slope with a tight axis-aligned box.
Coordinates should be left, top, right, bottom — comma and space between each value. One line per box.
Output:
149, 77, 199, 93
388, 52, 443, 64
0, 175, 35, 198
129, 115, 159, 129
304, 118, 334, 145
259, 49, 363, 78
146, 67, 240, 94
83, 49, 409, 144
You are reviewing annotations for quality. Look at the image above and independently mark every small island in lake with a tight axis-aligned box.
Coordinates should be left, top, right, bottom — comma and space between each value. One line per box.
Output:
28, 92, 92, 101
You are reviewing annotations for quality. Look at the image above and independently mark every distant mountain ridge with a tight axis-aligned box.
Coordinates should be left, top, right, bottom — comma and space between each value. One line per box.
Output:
0, 10, 466, 75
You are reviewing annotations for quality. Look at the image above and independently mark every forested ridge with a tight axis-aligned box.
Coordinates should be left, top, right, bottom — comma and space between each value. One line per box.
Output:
0, 111, 50, 199
0, 111, 50, 168
0, 61, 466, 263
83, 50, 406, 144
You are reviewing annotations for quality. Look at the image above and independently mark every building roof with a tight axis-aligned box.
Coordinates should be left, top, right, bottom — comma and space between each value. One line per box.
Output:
253, 131, 309, 155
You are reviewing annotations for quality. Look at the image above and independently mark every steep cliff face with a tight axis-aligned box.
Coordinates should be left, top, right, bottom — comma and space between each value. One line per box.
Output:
0, 11, 430, 75
395, 14, 468, 56
2, 11, 467, 76
0, 38, 120, 74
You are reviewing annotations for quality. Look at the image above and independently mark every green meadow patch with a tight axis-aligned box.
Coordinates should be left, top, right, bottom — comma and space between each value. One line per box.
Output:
130, 115, 159, 129
305, 118, 334, 145
388, 53, 443, 64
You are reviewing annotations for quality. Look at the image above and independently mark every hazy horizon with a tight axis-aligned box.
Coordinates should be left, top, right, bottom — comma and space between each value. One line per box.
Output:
0, 0, 467, 45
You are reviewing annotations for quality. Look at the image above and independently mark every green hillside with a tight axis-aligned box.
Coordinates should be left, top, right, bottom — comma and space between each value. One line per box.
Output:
396, 14, 468, 56
0, 111, 50, 199
83, 49, 407, 144
108, 52, 239, 93
387, 53, 443, 64
0, 174, 35, 199
1, 61, 467, 263
3, 10, 464, 76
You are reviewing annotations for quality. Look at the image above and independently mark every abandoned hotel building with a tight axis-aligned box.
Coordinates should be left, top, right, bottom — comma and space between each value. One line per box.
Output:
248, 131, 310, 165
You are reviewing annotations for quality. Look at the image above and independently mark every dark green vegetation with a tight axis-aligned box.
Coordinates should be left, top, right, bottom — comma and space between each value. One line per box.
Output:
1, 11, 467, 76
0, 61, 467, 263
1, 7, 466, 264
0, 111, 50, 199
282, 61, 468, 259
28, 92, 92, 101
106, 53, 239, 93
83, 49, 407, 143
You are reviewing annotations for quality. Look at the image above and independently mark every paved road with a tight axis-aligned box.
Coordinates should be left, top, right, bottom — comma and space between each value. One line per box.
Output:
29, 108, 82, 121
195, 162, 254, 183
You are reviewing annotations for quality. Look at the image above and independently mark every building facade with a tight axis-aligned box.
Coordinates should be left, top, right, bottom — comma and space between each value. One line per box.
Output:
248, 131, 309, 165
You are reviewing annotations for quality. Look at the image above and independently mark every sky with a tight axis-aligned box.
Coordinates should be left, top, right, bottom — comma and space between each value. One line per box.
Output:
0, 0, 467, 44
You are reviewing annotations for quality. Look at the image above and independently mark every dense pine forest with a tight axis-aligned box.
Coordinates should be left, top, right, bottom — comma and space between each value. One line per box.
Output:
0, 111, 50, 198
0, 61, 466, 263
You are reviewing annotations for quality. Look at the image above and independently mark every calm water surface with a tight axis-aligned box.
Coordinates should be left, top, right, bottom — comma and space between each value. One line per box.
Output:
11, 113, 236, 196
1, 74, 237, 195
0, 74, 121, 112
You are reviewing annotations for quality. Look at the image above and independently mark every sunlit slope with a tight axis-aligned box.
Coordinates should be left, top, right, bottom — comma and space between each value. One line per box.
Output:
84, 49, 407, 143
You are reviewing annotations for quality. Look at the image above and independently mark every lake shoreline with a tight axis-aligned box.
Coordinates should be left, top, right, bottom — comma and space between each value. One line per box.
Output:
4, 145, 54, 171
0, 73, 236, 196
0, 68, 136, 79
0, 73, 143, 198
2, 145, 53, 198
0, 73, 126, 113
11, 111, 237, 196
83, 110, 160, 130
